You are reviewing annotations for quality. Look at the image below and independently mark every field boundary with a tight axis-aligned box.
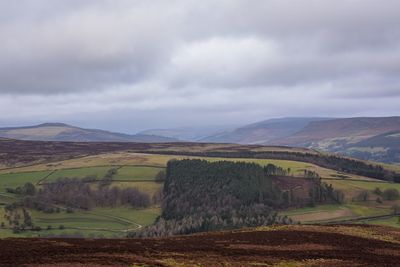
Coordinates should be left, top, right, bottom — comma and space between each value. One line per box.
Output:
33, 164, 165, 185
1, 164, 165, 175
318, 213, 400, 224
35, 170, 57, 186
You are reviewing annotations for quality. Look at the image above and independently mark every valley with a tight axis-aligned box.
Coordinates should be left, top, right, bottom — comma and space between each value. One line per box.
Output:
0, 140, 400, 239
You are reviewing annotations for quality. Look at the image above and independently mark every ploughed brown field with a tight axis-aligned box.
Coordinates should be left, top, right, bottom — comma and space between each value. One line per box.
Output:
1, 225, 400, 266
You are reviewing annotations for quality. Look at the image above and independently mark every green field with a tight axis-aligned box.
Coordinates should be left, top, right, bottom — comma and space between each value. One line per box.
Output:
323, 178, 400, 201
30, 207, 157, 230
42, 165, 163, 183
280, 204, 343, 217
326, 179, 400, 192
93, 207, 161, 226
0, 206, 161, 238
0, 171, 51, 192
110, 181, 162, 197
114, 166, 164, 181
281, 203, 391, 223
44, 166, 112, 182
364, 216, 400, 228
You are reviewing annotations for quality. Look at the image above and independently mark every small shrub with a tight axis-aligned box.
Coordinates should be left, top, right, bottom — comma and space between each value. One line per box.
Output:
392, 204, 400, 215
155, 170, 166, 183
356, 191, 369, 202
33, 226, 42, 231
374, 187, 383, 196
383, 188, 400, 201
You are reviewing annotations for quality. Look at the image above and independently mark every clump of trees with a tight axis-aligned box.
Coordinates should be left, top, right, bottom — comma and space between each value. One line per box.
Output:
132, 160, 337, 238
373, 187, 399, 202
20, 178, 151, 211
99, 168, 118, 187
264, 164, 288, 176
6, 182, 36, 195
7, 176, 151, 213
354, 190, 370, 202
3, 207, 34, 232
307, 180, 344, 206
382, 188, 400, 201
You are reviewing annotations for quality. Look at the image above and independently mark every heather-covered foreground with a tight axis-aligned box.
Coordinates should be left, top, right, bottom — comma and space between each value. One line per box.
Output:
1, 225, 400, 266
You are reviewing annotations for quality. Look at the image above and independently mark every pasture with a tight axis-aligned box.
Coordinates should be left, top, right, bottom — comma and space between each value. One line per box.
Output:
365, 216, 400, 228
0, 171, 51, 191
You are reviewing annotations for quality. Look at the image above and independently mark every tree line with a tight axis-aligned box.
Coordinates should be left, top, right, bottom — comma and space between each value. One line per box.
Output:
5, 174, 153, 215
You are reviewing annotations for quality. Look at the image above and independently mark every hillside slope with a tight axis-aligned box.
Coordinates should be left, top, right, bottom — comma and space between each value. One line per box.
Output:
270, 117, 400, 163
1, 225, 399, 266
273, 117, 400, 148
0, 123, 177, 143
342, 131, 400, 163
199, 117, 400, 163
201, 118, 331, 144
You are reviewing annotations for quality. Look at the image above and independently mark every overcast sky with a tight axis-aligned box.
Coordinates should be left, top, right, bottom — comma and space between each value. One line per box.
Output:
0, 0, 399, 133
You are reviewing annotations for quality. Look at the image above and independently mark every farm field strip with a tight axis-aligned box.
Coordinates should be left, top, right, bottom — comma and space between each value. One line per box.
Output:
363, 216, 400, 228
0, 171, 52, 193
0, 152, 172, 173
281, 203, 396, 224
1, 165, 165, 184
12, 207, 161, 238
0, 152, 369, 182
324, 179, 400, 196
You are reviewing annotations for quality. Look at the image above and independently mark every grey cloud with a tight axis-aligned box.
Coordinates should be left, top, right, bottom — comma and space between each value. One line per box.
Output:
0, 0, 182, 93
1, 0, 400, 94
0, 0, 399, 131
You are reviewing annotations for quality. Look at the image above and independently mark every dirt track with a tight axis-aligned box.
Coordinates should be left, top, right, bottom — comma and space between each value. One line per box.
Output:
1, 225, 400, 266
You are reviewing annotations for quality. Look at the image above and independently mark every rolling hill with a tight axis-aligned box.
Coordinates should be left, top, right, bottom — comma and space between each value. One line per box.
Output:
200, 116, 400, 163
273, 117, 400, 148
271, 117, 400, 163
0, 123, 177, 143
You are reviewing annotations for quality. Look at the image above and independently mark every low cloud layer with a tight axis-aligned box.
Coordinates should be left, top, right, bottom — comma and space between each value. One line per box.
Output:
0, 0, 399, 132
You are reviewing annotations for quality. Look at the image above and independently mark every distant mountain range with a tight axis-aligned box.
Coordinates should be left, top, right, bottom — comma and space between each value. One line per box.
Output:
138, 125, 236, 141
1, 117, 400, 163
0, 123, 178, 143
